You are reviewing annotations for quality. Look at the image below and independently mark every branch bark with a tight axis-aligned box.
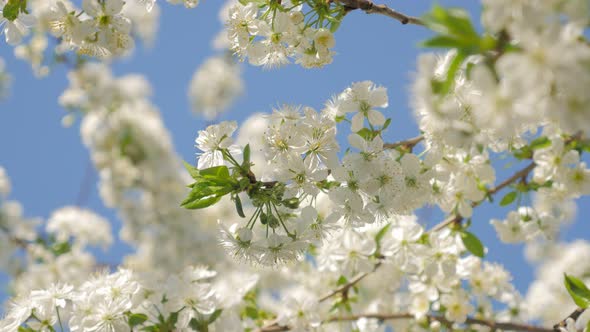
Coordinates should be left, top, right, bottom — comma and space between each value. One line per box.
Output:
318, 262, 382, 302
383, 135, 424, 151
553, 308, 587, 331
335, 0, 424, 25
429, 161, 536, 233
260, 312, 555, 332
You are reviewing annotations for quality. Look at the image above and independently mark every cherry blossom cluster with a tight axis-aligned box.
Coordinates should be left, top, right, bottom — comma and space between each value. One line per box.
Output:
0, 266, 259, 331
525, 241, 590, 326
414, 1, 590, 153
2, 0, 590, 331
0, 167, 114, 297
60, 62, 229, 273
188, 54, 243, 120
226, 1, 341, 68
0, 57, 10, 98
314, 217, 525, 325
186, 1, 245, 120
409, 2, 590, 252
0, 0, 162, 76
189, 80, 502, 269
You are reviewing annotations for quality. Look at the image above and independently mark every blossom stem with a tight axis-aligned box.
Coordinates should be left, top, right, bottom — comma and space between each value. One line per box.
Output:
56, 306, 64, 332
247, 207, 262, 229
272, 203, 295, 239
334, 0, 424, 25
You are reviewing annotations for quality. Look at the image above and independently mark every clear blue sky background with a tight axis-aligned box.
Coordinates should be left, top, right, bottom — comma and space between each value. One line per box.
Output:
0, 0, 588, 304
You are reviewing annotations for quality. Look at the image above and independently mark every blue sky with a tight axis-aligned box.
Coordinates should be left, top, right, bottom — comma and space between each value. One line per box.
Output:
0, 0, 588, 303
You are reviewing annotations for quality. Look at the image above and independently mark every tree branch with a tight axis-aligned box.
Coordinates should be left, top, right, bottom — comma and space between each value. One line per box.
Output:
553, 308, 586, 331
335, 0, 424, 25
260, 312, 555, 332
383, 135, 424, 151
429, 161, 536, 233
318, 262, 382, 302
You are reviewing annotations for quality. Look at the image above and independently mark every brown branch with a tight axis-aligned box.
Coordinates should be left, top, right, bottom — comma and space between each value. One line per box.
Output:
75, 159, 95, 206
429, 161, 536, 233
553, 308, 586, 331
427, 132, 585, 233
335, 0, 424, 25
318, 262, 382, 302
488, 162, 536, 196
260, 312, 554, 332
383, 135, 424, 151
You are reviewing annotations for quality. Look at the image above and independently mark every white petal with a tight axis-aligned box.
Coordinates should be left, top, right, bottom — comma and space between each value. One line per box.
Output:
369, 87, 388, 107
105, 0, 125, 15
5, 23, 23, 45
347, 134, 365, 150
351, 112, 364, 132
367, 109, 385, 126
82, 0, 102, 17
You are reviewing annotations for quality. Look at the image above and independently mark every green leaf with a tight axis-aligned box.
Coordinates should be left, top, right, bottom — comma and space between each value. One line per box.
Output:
18, 327, 35, 332
423, 5, 478, 41
443, 52, 466, 94
129, 313, 149, 327
181, 194, 223, 209
182, 184, 215, 204
336, 275, 348, 285
374, 223, 391, 245
499, 191, 518, 206
460, 231, 485, 257
208, 309, 223, 324
530, 136, 551, 150
52, 241, 71, 256
2, 1, 21, 21
381, 118, 392, 131
356, 128, 374, 140
233, 194, 246, 218
282, 197, 299, 209
243, 306, 258, 319
189, 318, 207, 332
183, 161, 200, 179
242, 144, 251, 169
199, 165, 230, 179
513, 146, 532, 160
564, 274, 590, 308
167, 311, 179, 328
422, 35, 471, 49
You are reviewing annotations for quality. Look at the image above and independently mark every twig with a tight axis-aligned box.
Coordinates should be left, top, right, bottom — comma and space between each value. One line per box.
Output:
335, 0, 424, 25
260, 312, 555, 332
75, 159, 95, 206
429, 162, 536, 233
488, 162, 536, 196
553, 308, 586, 331
318, 262, 382, 302
383, 135, 424, 151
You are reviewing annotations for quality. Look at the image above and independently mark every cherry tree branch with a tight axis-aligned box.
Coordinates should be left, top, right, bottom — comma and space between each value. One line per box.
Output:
428, 132, 585, 233
75, 159, 95, 206
429, 161, 536, 233
553, 308, 587, 331
318, 262, 382, 302
383, 135, 424, 151
334, 0, 424, 25
260, 312, 554, 332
